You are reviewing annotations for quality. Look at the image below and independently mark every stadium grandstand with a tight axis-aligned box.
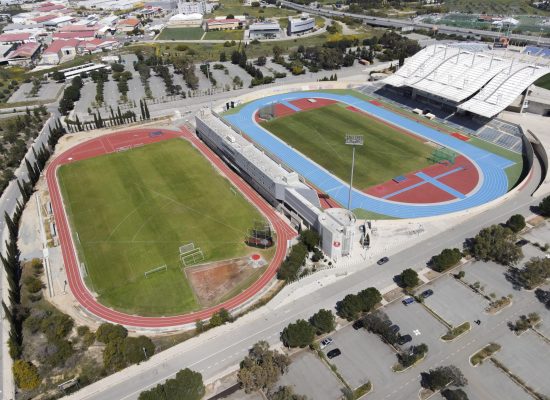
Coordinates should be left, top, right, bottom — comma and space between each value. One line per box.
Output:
382, 44, 550, 119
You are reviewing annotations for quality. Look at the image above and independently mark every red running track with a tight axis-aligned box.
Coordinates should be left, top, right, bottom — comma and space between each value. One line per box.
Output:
46, 127, 296, 328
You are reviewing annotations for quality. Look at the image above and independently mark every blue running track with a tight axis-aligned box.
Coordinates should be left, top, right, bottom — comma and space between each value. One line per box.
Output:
224, 91, 514, 218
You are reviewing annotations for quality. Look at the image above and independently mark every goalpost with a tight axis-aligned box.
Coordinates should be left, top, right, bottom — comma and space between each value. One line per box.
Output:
179, 242, 205, 267
144, 264, 167, 278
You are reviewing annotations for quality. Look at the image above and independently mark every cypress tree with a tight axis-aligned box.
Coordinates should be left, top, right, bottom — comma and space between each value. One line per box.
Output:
17, 180, 30, 203
4, 212, 18, 241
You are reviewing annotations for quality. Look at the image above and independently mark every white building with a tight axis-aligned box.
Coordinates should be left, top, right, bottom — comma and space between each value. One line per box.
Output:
287, 13, 314, 36
177, 0, 214, 15
167, 13, 203, 27
248, 21, 280, 39
195, 109, 358, 261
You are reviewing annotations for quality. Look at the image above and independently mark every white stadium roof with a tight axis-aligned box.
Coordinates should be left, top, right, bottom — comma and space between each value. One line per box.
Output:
383, 44, 550, 119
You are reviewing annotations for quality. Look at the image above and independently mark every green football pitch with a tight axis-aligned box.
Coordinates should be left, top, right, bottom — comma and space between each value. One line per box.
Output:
58, 139, 263, 316
260, 103, 434, 190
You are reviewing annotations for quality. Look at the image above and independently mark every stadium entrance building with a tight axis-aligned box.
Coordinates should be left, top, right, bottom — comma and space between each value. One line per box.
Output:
382, 44, 550, 120
195, 109, 362, 261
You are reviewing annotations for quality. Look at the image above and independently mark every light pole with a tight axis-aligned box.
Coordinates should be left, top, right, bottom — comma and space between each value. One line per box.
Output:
345, 134, 364, 211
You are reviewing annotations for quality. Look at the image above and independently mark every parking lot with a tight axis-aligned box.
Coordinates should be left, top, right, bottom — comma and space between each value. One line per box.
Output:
323, 326, 395, 390
7, 81, 62, 103
423, 275, 488, 326
278, 351, 344, 400
462, 361, 532, 400
457, 260, 512, 300
495, 329, 550, 394
384, 300, 447, 351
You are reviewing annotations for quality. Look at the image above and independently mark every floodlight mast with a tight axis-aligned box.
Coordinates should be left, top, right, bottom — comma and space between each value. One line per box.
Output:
345, 134, 364, 211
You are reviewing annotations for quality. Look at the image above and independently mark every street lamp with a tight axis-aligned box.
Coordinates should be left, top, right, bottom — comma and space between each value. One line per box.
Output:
345, 134, 364, 211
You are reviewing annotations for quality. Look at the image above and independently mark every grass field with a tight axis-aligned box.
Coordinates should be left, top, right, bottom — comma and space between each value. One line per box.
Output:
157, 27, 204, 40
535, 73, 550, 90
260, 103, 433, 189
58, 139, 265, 316
204, 29, 244, 40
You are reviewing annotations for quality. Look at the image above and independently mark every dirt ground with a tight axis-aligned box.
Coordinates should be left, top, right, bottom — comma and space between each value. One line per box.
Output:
186, 255, 266, 307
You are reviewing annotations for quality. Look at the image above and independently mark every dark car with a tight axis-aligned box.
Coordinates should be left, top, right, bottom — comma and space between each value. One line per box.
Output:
421, 289, 434, 299
516, 239, 529, 247
389, 325, 400, 334
352, 320, 364, 330
377, 257, 389, 265
402, 297, 414, 306
327, 348, 341, 359
397, 334, 412, 345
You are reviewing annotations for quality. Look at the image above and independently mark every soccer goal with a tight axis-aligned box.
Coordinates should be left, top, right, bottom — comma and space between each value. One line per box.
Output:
179, 242, 205, 267
144, 264, 167, 278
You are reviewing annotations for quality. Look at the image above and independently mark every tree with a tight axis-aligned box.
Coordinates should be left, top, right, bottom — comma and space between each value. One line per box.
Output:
219, 51, 227, 62
423, 365, 467, 391
357, 287, 382, 312
539, 195, 550, 217
515, 257, 550, 289
139, 368, 205, 400
13, 360, 40, 390
123, 336, 155, 364
466, 225, 522, 266
96, 323, 128, 343
442, 389, 469, 400
281, 319, 315, 348
299, 229, 320, 252
269, 385, 308, 400
336, 293, 363, 320
400, 268, 419, 289
431, 248, 462, 272
309, 309, 335, 334
257, 55, 267, 66
364, 311, 399, 344
238, 341, 290, 393
506, 214, 526, 233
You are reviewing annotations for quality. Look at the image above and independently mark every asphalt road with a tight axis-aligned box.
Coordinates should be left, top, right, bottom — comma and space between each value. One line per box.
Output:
64, 155, 545, 400
280, 1, 550, 46
0, 103, 60, 400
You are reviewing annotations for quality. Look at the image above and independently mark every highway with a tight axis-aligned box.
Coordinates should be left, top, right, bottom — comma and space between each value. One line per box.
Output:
65, 153, 545, 400
280, 0, 550, 46
0, 104, 60, 400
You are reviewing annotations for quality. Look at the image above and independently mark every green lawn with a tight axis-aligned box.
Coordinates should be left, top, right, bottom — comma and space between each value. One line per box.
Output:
535, 73, 550, 90
157, 27, 204, 40
204, 29, 244, 40
260, 103, 433, 189
208, 0, 297, 18
58, 139, 263, 316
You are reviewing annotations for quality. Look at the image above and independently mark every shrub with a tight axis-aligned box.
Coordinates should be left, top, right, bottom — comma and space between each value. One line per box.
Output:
506, 214, 526, 233
431, 248, 462, 272
309, 309, 335, 334
281, 319, 315, 348
96, 323, 128, 343
13, 360, 40, 390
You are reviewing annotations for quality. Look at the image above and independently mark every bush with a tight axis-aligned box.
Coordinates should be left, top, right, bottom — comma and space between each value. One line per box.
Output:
13, 360, 40, 390
24, 275, 43, 293
400, 268, 419, 288
506, 214, 526, 233
309, 309, 335, 334
281, 319, 315, 348
431, 248, 462, 272
40, 312, 74, 340
539, 196, 550, 217
96, 323, 128, 343
139, 368, 204, 400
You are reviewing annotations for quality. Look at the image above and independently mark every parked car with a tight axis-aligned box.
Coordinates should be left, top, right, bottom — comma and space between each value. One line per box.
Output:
327, 348, 341, 359
397, 334, 412, 345
320, 337, 333, 349
516, 239, 529, 247
377, 256, 389, 265
421, 289, 434, 299
389, 325, 400, 334
402, 297, 414, 306
352, 319, 364, 330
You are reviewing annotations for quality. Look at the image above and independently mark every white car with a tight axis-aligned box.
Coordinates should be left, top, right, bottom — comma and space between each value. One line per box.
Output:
320, 337, 333, 349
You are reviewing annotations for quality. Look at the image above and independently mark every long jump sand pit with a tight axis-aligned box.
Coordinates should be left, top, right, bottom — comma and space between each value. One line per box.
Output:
185, 254, 267, 307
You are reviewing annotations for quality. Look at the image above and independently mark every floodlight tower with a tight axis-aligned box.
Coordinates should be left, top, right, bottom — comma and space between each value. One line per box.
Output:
345, 134, 364, 211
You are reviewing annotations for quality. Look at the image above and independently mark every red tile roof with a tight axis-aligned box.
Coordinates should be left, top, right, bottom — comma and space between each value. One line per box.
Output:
59, 24, 101, 32
32, 14, 58, 23
44, 39, 80, 54
53, 31, 96, 39
37, 4, 65, 12
0, 32, 31, 42
207, 18, 240, 23
119, 18, 140, 26
8, 42, 40, 58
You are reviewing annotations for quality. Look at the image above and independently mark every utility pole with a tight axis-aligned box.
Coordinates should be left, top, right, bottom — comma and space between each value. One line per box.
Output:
345, 134, 364, 210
